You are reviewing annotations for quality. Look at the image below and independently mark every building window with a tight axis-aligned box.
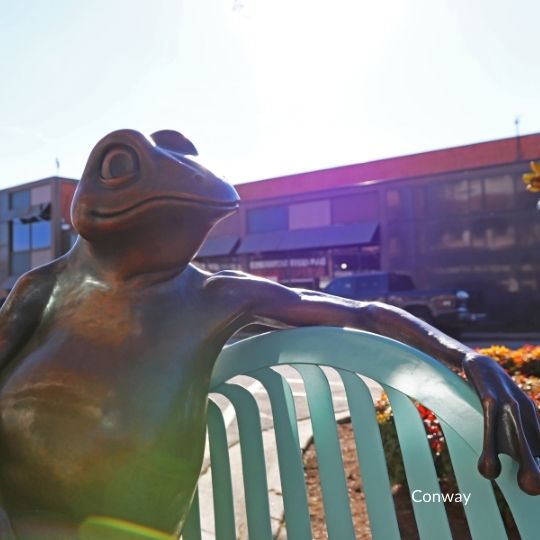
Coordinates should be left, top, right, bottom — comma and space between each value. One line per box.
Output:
484, 175, 514, 211
31, 184, 52, 206
430, 220, 470, 250
10, 220, 51, 251
515, 175, 539, 211
10, 252, 31, 275
414, 187, 426, 217
247, 206, 288, 234
9, 218, 52, 275
31, 221, 51, 249
386, 188, 412, 220
331, 192, 379, 224
332, 249, 362, 273
12, 221, 31, 251
471, 217, 515, 249
9, 190, 31, 210
427, 178, 483, 216
289, 200, 331, 229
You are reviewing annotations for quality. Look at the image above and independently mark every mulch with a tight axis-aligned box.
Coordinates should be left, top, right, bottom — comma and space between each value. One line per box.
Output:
302, 420, 519, 540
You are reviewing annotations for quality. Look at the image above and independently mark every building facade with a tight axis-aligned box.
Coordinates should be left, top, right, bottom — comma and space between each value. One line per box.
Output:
195, 133, 540, 327
0, 177, 77, 295
2, 134, 539, 327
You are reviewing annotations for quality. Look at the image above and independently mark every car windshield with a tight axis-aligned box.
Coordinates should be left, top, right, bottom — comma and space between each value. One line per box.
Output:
388, 274, 415, 292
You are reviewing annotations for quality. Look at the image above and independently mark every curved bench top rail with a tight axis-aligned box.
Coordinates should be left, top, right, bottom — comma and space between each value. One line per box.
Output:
210, 327, 540, 528
213, 327, 482, 447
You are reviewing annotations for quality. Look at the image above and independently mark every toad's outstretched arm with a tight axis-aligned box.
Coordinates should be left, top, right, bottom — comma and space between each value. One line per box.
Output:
212, 271, 540, 495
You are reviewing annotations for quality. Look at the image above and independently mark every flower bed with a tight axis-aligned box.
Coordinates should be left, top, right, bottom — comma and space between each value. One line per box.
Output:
303, 344, 538, 538
376, 344, 540, 472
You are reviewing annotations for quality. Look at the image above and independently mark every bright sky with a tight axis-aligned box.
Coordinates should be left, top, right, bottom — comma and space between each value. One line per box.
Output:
0, 0, 539, 189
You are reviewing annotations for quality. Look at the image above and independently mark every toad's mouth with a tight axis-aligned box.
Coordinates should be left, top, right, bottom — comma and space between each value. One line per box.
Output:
90, 195, 239, 218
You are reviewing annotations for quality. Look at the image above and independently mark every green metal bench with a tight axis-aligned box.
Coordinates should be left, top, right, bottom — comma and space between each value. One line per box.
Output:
183, 327, 539, 540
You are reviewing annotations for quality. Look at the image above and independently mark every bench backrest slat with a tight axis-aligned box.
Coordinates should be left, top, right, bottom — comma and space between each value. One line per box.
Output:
384, 386, 453, 540
295, 364, 356, 539
215, 384, 273, 540
439, 419, 507, 540
250, 368, 313, 540
207, 401, 237, 540
340, 370, 401, 540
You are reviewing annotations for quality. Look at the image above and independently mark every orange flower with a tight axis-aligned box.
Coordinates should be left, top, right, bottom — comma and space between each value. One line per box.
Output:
523, 161, 540, 192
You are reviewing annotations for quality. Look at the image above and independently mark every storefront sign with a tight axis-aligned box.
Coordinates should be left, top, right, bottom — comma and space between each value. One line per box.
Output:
249, 257, 326, 270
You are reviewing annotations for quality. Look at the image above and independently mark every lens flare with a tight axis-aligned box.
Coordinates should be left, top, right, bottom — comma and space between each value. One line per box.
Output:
79, 516, 175, 540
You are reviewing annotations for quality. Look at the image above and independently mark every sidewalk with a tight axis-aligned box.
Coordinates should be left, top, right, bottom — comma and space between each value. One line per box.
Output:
194, 372, 382, 539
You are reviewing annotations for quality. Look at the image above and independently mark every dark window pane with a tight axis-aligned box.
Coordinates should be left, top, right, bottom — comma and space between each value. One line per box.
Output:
471, 217, 515, 249
430, 220, 470, 250
427, 179, 484, 215
414, 187, 426, 217
387, 223, 413, 259
386, 189, 412, 220
389, 274, 414, 291
516, 217, 540, 247
10, 252, 31, 275
333, 253, 361, 272
484, 175, 514, 211
487, 219, 515, 249
515, 175, 538, 211
415, 225, 428, 254
247, 206, 288, 233
331, 192, 379, 224
471, 218, 487, 247
11, 221, 30, 252
31, 221, 51, 249
9, 190, 30, 210
469, 178, 483, 211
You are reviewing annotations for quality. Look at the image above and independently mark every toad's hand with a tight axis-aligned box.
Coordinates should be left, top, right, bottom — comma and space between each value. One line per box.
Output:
464, 354, 540, 495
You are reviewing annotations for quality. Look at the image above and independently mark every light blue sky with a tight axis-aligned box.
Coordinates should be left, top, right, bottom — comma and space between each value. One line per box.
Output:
1, 0, 539, 189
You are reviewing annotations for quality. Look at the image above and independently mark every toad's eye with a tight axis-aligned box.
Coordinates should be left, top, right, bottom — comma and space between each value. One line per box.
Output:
100, 146, 138, 182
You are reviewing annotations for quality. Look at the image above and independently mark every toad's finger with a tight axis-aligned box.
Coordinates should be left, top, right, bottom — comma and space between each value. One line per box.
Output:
504, 400, 540, 495
478, 393, 502, 480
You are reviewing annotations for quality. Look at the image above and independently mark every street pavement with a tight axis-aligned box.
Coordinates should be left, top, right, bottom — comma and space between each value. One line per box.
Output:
462, 332, 540, 349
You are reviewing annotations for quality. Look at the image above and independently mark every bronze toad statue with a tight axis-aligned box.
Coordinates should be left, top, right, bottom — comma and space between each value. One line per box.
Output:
0, 129, 538, 539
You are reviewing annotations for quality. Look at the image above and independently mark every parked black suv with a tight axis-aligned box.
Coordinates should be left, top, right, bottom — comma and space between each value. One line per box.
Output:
323, 272, 485, 335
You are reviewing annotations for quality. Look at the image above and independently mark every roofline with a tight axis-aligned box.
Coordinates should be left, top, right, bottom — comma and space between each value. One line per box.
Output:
0, 176, 79, 193
236, 132, 540, 200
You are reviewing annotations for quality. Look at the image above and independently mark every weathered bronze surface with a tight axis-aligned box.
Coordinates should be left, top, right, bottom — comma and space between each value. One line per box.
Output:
0, 129, 538, 538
